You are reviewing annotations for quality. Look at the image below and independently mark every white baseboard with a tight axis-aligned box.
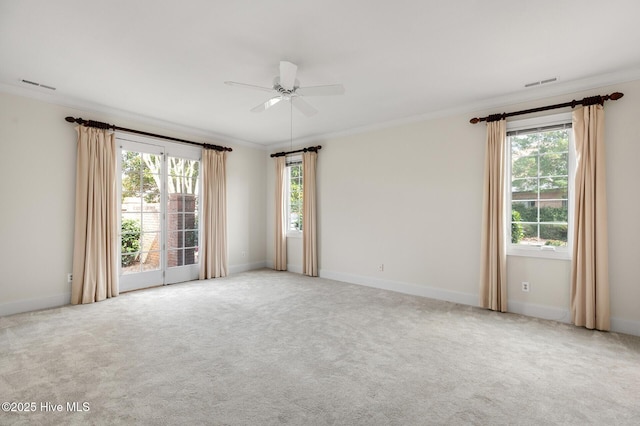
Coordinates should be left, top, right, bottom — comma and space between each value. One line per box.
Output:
0, 292, 71, 317
287, 264, 303, 275
507, 303, 640, 336
228, 261, 267, 275
507, 300, 571, 324
610, 317, 640, 337
319, 269, 478, 306
318, 268, 640, 337
262, 260, 302, 275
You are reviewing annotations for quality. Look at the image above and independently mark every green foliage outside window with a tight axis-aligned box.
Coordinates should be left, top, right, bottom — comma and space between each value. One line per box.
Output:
121, 151, 160, 203
510, 128, 570, 245
511, 210, 524, 244
121, 218, 141, 266
289, 164, 303, 231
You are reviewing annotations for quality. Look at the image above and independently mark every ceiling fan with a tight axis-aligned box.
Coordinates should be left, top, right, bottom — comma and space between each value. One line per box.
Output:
224, 61, 345, 117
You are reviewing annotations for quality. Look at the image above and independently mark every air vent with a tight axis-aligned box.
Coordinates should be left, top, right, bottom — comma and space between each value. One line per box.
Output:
20, 79, 56, 91
524, 77, 557, 88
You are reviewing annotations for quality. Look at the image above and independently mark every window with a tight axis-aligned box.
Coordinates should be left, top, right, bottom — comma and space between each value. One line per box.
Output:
287, 156, 303, 235
507, 113, 574, 259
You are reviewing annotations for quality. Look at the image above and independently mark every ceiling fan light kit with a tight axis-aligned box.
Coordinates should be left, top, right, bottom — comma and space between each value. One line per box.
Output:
225, 61, 345, 117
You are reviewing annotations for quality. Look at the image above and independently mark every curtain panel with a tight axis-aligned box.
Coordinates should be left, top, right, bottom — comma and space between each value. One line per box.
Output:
479, 120, 507, 312
71, 126, 119, 304
570, 105, 610, 331
302, 151, 318, 277
274, 157, 288, 270
199, 149, 228, 279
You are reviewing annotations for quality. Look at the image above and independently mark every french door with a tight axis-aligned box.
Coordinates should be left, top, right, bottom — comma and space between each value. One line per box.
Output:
117, 135, 201, 292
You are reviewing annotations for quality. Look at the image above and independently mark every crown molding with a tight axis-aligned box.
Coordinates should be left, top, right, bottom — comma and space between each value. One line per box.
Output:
268, 66, 640, 146
0, 81, 267, 151
4, 65, 640, 149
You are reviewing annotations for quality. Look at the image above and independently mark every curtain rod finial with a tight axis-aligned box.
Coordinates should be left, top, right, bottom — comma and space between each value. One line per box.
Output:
470, 117, 480, 124
610, 92, 624, 101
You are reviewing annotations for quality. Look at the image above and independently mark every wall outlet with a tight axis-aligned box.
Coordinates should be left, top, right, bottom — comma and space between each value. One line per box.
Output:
521, 281, 530, 292
377, 264, 384, 272
67, 273, 73, 283
241, 250, 247, 258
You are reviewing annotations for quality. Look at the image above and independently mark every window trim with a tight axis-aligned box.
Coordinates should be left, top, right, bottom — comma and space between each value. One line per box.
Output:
506, 113, 574, 260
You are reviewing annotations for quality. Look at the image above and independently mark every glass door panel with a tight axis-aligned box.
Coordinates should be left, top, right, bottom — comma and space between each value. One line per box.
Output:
119, 142, 164, 291
165, 155, 200, 284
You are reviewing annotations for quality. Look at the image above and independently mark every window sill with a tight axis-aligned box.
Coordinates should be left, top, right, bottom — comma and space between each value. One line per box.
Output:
507, 246, 571, 261
286, 231, 302, 239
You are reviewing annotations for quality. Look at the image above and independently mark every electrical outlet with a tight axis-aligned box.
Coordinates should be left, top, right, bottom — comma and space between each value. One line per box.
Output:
67, 273, 73, 283
377, 264, 384, 272
241, 250, 247, 258
522, 281, 530, 292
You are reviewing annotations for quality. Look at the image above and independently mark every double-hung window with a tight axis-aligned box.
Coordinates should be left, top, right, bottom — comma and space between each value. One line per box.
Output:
507, 113, 574, 259
286, 155, 303, 236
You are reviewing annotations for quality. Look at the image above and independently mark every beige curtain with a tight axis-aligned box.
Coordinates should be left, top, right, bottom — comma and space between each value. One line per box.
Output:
479, 120, 507, 312
199, 149, 228, 279
571, 105, 610, 331
274, 157, 287, 270
71, 126, 118, 304
302, 151, 318, 277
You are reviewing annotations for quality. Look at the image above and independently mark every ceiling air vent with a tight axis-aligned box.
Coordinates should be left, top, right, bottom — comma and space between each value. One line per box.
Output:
20, 79, 56, 91
525, 77, 557, 88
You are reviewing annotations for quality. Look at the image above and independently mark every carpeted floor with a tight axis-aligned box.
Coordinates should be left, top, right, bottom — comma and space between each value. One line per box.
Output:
1, 269, 639, 425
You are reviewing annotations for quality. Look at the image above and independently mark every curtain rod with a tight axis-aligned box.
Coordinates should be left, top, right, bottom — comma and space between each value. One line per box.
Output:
469, 92, 624, 124
270, 145, 322, 158
64, 116, 233, 152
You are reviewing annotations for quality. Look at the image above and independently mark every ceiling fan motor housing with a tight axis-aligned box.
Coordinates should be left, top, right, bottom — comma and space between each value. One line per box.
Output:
273, 77, 299, 97
225, 62, 343, 116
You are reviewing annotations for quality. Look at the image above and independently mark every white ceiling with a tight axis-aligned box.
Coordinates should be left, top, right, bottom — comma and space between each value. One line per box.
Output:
2, 0, 640, 147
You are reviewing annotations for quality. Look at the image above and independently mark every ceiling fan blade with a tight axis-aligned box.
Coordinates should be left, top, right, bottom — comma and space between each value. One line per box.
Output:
250, 96, 282, 113
292, 97, 318, 117
225, 81, 274, 93
296, 84, 345, 96
279, 61, 298, 90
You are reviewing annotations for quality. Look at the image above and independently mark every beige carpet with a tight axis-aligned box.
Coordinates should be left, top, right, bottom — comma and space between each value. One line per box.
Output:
1, 269, 639, 425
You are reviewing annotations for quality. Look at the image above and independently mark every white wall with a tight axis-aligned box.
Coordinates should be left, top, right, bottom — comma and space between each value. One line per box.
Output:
317, 115, 483, 305
226, 143, 267, 273
3, 78, 639, 336
0, 91, 267, 315
270, 79, 640, 336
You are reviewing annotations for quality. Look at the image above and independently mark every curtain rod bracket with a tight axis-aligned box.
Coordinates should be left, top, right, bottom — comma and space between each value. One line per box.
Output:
486, 113, 506, 123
